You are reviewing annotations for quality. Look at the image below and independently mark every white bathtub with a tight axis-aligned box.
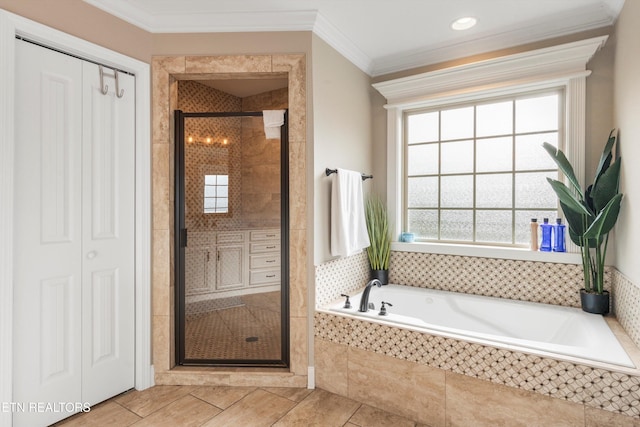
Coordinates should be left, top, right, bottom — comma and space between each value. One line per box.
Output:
324, 284, 634, 368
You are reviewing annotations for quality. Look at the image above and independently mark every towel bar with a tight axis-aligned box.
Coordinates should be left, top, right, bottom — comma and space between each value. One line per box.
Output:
325, 168, 373, 181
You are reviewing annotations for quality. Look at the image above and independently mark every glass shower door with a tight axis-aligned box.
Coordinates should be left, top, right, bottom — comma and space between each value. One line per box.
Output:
175, 111, 289, 367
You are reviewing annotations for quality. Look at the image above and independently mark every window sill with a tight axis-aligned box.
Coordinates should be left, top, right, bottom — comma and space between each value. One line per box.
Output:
391, 241, 582, 264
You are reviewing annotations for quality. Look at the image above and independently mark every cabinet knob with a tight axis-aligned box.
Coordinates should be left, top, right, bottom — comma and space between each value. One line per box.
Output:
86, 251, 97, 260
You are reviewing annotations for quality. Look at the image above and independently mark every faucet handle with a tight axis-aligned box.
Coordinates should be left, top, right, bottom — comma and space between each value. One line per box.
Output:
340, 294, 351, 309
379, 301, 393, 316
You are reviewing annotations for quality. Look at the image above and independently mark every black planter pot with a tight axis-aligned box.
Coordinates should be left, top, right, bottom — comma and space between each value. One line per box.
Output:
580, 289, 610, 315
371, 269, 389, 285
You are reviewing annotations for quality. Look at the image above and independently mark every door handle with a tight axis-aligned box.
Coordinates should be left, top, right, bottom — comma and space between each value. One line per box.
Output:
86, 251, 97, 260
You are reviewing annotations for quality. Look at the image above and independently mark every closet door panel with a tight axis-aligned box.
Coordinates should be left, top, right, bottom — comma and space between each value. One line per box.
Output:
13, 39, 84, 427
81, 62, 136, 405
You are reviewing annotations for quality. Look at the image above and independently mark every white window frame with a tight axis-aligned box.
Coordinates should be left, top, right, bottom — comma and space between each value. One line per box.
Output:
372, 36, 608, 263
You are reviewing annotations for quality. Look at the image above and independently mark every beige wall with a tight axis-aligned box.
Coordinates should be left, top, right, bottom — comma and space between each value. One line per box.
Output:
0, 0, 151, 62
311, 34, 375, 265
613, 0, 640, 287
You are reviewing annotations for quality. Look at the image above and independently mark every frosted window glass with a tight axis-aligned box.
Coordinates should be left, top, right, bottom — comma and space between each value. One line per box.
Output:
476, 174, 512, 208
205, 186, 217, 198
441, 106, 474, 140
476, 137, 512, 172
408, 144, 439, 175
408, 209, 438, 239
477, 101, 513, 137
441, 175, 473, 208
408, 177, 438, 208
408, 112, 439, 144
515, 133, 558, 171
217, 186, 228, 198
514, 210, 558, 245
515, 94, 558, 133
515, 172, 558, 208
476, 210, 512, 243
217, 175, 229, 185
441, 140, 473, 174
205, 175, 217, 185
441, 210, 473, 241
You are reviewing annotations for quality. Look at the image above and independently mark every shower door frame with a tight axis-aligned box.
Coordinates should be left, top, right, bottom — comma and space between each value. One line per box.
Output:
174, 110, 290, 368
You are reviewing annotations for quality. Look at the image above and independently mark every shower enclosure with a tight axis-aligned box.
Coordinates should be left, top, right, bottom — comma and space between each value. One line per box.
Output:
174, 108, 289, 367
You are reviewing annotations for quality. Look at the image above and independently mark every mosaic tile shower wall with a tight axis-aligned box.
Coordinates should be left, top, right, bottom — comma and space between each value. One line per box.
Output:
177, 82, 289, 231
179, 81, 243, 231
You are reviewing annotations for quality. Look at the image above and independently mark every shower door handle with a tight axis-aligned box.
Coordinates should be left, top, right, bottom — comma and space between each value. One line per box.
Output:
180, 228, 188, 247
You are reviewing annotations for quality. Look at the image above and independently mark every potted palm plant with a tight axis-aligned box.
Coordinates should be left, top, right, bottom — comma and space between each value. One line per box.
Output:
365, 194, 391, 285
543, 129, 623, 314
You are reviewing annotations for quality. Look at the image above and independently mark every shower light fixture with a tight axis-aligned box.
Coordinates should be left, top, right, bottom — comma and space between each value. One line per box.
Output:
451, 16, 477, 31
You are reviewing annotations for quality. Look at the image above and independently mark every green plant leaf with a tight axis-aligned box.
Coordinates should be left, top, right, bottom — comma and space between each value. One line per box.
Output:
591, 159, 621, 212
584, 193, 623, 239
365, 195, 391, 270
546, 178, 591, 216
593, 129, 617, 189
542, 142, 582, 197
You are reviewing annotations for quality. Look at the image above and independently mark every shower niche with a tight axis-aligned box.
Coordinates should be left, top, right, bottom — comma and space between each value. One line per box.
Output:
174, 79, 289, 367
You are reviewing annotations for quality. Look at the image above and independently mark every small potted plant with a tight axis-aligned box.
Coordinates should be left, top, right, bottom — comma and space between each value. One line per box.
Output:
365, 194, 391, 285
543, 129, 623, 314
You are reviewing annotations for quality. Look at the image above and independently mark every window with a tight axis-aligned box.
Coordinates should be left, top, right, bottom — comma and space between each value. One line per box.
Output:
204, 174, 229, 213
405, 91, 561, 246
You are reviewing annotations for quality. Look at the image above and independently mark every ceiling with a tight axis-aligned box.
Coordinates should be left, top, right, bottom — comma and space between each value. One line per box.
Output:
85, 0, 624, 77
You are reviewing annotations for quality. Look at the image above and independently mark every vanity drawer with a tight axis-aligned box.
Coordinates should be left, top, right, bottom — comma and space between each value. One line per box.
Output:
250, 230, 280, 241
250, 242, 280, 254
250, 254, 281, 269
249, 270, 281, 285
217, 232, 245, 244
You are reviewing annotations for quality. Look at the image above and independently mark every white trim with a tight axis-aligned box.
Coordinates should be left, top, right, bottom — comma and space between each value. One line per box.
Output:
0, 10, 153, 426
312, 12, 373, 75
307, 366, 315, 389
373, 37, 604, 257
373, 36, 607, 106
0, 11, 16, 427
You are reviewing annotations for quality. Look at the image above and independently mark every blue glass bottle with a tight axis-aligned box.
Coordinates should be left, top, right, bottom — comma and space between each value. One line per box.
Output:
540, 218, 552, 252
553, 218, 566, 252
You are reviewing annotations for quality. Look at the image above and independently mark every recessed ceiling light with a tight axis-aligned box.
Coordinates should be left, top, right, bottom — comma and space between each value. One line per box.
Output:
451, 16, 477, 31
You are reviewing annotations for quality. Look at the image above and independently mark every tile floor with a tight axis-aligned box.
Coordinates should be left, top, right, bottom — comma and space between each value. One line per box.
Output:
55, 385, 427, 427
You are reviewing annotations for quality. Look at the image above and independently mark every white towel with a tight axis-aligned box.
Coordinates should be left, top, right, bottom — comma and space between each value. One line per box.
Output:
263, 109, 285, 139
330, 168, 371, 257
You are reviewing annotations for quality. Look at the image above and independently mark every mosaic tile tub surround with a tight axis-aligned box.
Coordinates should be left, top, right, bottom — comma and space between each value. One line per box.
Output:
314, 249, 640, 419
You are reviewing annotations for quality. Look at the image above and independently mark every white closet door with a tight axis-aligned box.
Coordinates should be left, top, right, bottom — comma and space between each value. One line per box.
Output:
13, 40, 135, 426
80, 61, 135, 405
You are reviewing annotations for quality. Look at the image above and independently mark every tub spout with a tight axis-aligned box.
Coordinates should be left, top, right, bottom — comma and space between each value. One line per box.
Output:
359, 279, 382, 312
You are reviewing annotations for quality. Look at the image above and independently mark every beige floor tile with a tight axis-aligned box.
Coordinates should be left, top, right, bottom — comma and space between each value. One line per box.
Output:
263, 386, 314, 402
273, 389, 361, 427
446, 372, 584, 427
585, 406, 640, 426
130, 395, 220, 427
115, 385, 195, 417
55, 402, 141, 427
201, 388, 296, 427
348, 404, 416, 427
189, 386, 256, 409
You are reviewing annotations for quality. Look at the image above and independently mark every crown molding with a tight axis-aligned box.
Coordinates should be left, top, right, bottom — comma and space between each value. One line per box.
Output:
312, 13, 373, 75
373, 36, 608, 106
84, 0, 318, 33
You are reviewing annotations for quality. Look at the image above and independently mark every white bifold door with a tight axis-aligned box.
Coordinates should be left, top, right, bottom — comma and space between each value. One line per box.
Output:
13, 39, 135, 426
